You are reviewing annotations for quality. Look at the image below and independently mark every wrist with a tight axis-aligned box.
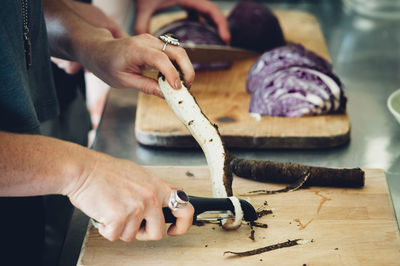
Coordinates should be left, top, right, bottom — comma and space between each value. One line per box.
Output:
72, 27, 114, 67
57, 143, 100, 197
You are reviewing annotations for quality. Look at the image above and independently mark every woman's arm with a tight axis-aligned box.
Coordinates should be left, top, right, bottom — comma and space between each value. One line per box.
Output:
0, 131, 193, 241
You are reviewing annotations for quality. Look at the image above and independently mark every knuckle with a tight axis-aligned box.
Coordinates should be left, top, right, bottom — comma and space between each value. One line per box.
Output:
100, 226, 119, 242
131, 202, 145, 216
120, 232, 136, 242
187, 204, 195, 216
175, 46, 187, 57
151, 231, 164, 241
140, 33, 154, 40
135, 232, 147, 241
112, 212, 128, 227
126, 39, 139, 51
108, 233, 120, 242
143, 188, 159, 206
154, 53, 170, 67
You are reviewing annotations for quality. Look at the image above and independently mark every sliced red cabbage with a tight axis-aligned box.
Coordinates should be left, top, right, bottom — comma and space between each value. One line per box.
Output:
247, 44, 335, 93
227, 1, 285, 53
154, 20, 232, 71
249, 67, 344, 117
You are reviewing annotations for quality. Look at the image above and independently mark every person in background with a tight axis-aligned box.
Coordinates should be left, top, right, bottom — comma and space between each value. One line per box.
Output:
0, 0, 229, 265
132, 0, 230, 42
53, 0, 231, 132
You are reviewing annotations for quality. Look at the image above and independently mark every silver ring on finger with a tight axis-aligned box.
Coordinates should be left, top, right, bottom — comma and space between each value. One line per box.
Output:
162, 42, 168, 52
159, 33, 180, 52
168, 190, 189, 211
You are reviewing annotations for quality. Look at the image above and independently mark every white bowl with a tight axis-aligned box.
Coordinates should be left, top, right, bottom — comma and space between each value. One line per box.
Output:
387, 89, 400, 124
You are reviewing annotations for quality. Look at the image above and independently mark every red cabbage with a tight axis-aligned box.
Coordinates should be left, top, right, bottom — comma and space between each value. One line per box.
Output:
227, 1, 285, 53
249, 67, 345, 117
154, 20, 231, 71
247, 44, 334, 93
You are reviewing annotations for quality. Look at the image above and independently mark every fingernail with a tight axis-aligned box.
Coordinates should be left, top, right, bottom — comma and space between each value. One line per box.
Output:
175, 79, 181, 89
187, 81, 192, 89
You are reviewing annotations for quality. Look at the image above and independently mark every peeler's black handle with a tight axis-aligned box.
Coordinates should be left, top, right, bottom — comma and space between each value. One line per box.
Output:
161, 195, 258, 224
98, 195, 258, 228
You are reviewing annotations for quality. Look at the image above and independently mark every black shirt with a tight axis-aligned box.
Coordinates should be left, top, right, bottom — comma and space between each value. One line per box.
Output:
0, 0, 59, 134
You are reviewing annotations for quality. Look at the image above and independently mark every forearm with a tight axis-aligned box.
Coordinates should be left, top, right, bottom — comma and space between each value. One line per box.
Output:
43, 0, 113, 64
60, 0, 128, 38
0, 131, 94, 197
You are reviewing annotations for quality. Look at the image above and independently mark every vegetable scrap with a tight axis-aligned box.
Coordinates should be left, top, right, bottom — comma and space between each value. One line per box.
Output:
224, 239, 312, 257
185, 171, 194, 177
251, 222, 268, 229
246, 171, 310, 195
257, 209, 273, 218
249, 228, 255, 241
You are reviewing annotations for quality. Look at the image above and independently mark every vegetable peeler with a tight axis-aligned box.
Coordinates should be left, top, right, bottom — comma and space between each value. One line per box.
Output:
93, 196, 258, 229
162, 195, 258, 224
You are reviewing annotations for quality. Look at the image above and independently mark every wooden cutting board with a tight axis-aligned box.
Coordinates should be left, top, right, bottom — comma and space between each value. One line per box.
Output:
135, 10, 351, 149
78, 166, 400, 266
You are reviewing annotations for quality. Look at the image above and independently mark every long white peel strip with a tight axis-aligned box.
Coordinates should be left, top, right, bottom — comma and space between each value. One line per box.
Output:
158, 76, 227, 198
223, 196, 244, 228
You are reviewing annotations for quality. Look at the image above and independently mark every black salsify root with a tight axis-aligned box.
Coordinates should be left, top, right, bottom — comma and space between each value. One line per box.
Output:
226, 156, 365, 194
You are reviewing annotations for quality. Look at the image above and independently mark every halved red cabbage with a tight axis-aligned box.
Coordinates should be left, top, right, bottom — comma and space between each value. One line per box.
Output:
249, 67, 345, 117
247, 44, 334, 93
227, 1, 285, 53
154, 20, 231, 71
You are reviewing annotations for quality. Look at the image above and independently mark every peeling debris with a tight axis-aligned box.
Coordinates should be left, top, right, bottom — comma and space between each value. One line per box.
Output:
185, 171, 194, 177
224, 239, 312, 257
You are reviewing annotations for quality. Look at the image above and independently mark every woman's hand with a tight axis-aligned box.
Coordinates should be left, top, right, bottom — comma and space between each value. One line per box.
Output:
133, 0, 231, 44
45, 0, 194, 97
84, 33, 195, 97
0, 131, 194, 242
66, 152, 194, 241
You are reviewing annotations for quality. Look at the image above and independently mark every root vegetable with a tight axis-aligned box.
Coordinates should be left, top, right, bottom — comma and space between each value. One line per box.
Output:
158, 73, 232, 198
158, 74, 365, 230
230, 158, 364, 188
224, 239, 312, 257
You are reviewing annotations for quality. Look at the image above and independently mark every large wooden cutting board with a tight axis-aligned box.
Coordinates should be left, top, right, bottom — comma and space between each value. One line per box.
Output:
77, 167, 399, 265
135, 10, 351, 149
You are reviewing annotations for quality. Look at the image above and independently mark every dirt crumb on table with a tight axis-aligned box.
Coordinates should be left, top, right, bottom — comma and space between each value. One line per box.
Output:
185, 171, 194, 177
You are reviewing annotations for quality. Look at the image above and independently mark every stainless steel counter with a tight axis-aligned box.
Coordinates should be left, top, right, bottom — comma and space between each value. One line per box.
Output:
60, 1, 400, 265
